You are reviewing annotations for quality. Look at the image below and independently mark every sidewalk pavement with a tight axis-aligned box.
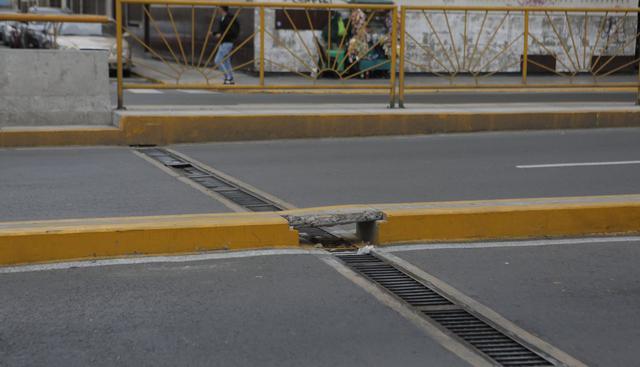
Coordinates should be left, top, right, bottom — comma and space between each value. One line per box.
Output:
121, 101, 638, 114
130, 54, 637, 88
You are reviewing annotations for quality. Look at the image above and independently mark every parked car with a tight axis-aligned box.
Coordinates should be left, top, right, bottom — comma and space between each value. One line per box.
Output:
1, 9, 21, 47
0, 9, 14, 42
55, 21, 132, 75
2, 20, 21, 47
21, 6, 70, 48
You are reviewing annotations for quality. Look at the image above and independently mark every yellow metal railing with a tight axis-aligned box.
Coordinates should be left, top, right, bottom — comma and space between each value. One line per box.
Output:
116, 0, 398, 108
114, 3, 640, 109
398, 5, 640, 107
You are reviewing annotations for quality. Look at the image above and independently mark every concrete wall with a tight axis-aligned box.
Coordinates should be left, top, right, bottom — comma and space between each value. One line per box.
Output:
0, 50, 111, 127
404, 12, 637, 74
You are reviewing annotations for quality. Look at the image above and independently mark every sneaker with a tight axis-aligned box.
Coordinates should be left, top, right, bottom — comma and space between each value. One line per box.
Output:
224, 78, 235, 85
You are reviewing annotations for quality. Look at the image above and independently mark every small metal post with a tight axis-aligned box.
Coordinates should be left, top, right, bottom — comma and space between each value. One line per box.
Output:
53, 21, 57, 48
637, 5, 640, 104
389, 6, 398, 108
116, 0, 124, 109
259, 7, 265, 87
398, 7, 406, 108
522, 10, 529, 84
637, 54, 640, 105
143, 4, 150, 53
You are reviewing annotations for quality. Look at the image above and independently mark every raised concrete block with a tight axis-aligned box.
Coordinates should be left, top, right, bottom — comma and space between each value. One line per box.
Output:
0, 50, 111, 127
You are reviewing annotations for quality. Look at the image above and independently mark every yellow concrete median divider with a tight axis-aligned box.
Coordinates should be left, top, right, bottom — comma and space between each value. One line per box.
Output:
1, 195, 640, 266
0, 213, 299, 266
374, 195, 640, 244
3, 108, 640, 148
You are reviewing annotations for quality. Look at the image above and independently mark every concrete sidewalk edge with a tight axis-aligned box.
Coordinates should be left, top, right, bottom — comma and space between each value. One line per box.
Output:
1, 195, 639, 266
2, 109, 640, 147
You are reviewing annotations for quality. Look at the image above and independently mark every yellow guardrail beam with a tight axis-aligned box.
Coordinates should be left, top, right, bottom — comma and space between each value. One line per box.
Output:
402, 6, 640, 13
404, 83, 640, 90
119, 0, 395, 10
0, 14, 110, 23
122, 83, 391, 90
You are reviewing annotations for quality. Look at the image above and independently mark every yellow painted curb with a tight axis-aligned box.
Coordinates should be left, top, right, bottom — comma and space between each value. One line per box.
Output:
0, 126, 122, 148
3, 108, 640, 147
0, 213, 299, 266
119, 110, 640, 146
376, 199, 640, 244
1, 195, 640, 266
278, 195, 640, 244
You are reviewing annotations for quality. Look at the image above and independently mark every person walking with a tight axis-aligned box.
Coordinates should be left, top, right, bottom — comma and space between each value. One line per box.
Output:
214, 6, 240, 85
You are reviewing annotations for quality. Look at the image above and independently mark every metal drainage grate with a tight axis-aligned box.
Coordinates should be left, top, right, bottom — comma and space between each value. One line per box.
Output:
338, 253, 452, 307
139, 148, 286, 213
425, 309, 553, 366
137, 148, 348, 245
336, 253, 556, 367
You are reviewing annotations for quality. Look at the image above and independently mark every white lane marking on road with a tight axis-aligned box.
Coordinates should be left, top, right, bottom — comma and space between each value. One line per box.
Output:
127, 89, 163, 94
517, 160, 640, 168
0, 249, 327, 274
178, 90, 220, 94
379, 236, 640, 253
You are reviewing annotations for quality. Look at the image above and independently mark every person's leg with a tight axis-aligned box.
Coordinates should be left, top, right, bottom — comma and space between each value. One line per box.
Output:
214, 43, 232, 80
221, 43, 233, 81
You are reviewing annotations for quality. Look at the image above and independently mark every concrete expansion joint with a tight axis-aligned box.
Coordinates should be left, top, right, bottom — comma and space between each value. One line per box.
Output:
281, 209, 384, 228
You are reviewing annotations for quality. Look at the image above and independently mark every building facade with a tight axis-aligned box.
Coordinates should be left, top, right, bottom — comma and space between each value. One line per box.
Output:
3, 0, 638, 76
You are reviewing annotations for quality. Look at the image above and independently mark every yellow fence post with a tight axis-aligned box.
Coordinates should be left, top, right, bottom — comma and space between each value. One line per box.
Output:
398, 7, 406, 108
116, 0, 124, 110
260, 6, 265, 87
637, 57, 640, 105
522, 10, 529, 85
389, 6, 398, 108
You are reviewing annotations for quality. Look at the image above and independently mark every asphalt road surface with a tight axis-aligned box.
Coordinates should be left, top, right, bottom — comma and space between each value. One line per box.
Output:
389, 238, 640, 367
0, 147, 230, 222
2, 237, 638, 366
0, 253, 470, 367
173, 128, 640, 208
2, 128, 638, 222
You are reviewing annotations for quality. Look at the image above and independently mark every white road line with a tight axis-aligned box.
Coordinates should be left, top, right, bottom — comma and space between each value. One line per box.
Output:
127, 89, 163, 94
517, 160, 640, 168
0, 249, 326, 274
178, 89, 219, 94
379, 236, 640, 253
6, 236, 638, 274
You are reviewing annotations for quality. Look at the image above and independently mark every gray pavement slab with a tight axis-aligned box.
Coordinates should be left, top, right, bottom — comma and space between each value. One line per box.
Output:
0, 254, 470, 367
0, 147, 229, 222
172, 128, 640, 208
111, 82, 636, 106
391, 240, 640, 367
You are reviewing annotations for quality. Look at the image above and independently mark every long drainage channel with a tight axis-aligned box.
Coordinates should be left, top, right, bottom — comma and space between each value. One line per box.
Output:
336, 252, 561, 366
136, 147, 348, 246
138, 147, 564, 367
